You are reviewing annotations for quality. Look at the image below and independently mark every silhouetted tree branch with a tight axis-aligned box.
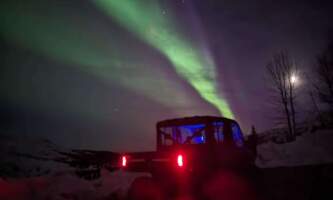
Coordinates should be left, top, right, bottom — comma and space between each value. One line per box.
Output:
313, 41, 333, 112
266, 51, 298, 141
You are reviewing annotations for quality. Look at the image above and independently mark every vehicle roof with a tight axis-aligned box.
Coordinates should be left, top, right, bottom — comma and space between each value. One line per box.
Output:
156, 116, 237, 127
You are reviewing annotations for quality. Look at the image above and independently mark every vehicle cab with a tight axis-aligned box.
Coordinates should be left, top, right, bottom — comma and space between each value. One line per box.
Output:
125, 116, 255, 199
157, 116, 245, 150
154, 116, 254, 176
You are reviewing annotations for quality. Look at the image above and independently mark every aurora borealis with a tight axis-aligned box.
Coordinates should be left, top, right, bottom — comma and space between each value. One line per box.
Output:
1, 0, 332, 151
94, 0, 234, 118
0, 0, 207, 118
0, 0, 234, 119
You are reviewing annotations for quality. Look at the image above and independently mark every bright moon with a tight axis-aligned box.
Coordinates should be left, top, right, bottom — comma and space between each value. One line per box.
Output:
291, 74, 298, 84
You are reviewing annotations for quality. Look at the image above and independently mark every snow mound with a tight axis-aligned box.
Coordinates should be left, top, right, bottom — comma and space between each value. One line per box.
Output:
0, 133, 149, 200
256, 129, 333, 167
0, 133, 68, 178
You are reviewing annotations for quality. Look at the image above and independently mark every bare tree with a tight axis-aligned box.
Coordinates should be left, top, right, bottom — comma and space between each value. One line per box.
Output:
266, 51, 298, 141
305, 72, 326, 127
313, 41, 333, 111
309, 88, 325, 126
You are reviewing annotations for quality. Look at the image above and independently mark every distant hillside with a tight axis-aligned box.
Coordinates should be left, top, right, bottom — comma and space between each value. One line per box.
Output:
0, 133, 146, 200
0, 133, 69, 178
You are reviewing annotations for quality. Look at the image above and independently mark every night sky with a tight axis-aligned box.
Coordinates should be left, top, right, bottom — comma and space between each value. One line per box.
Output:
1, 0, 332, 151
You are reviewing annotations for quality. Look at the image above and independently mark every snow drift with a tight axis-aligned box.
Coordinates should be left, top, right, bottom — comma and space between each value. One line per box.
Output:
256, 128, 333, 167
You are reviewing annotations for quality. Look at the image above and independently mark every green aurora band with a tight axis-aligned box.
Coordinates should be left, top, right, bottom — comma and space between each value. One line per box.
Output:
0, 1, 198, 116
95, 0, 234, 118
0, 0, 234, 119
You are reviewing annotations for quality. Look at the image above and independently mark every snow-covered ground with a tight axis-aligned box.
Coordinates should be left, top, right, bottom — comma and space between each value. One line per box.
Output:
0, 170, 147, 200
1, 127, 332, 199
0, 133, 149, 200
256, 128, 333, 167
0, 133, 68, 178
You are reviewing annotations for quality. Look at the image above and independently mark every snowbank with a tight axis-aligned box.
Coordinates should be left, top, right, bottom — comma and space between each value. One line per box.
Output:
0, 133, 149, 200
0, 133, 68, 178
256, 129, 333, 167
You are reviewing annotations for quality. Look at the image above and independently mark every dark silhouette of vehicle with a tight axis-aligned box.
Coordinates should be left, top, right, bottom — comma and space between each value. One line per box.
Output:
119, 116, 256, 199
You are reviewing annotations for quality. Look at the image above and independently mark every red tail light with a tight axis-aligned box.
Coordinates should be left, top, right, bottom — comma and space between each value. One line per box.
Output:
177, 154, 184, 167
121, 155, 127, 167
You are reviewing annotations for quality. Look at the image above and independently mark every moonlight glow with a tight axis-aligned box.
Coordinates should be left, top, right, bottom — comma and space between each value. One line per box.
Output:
291, 74, 298, 84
